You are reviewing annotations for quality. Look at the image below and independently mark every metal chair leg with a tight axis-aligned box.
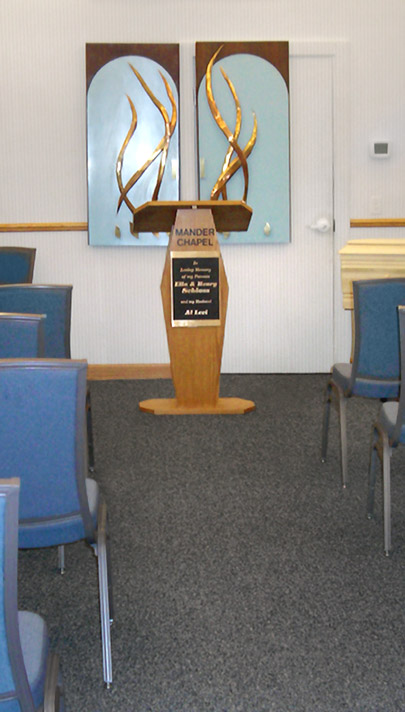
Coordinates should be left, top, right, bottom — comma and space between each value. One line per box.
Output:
106, 532, 114, 625
96, 499, 113, 687
382, 434, 393, 556
86, 388, 95, 473
44, 652, 64, 712
321, 380, 332, 462
57, 545, 65, 574
337, 389, 348, 488
367, 426, 379, 518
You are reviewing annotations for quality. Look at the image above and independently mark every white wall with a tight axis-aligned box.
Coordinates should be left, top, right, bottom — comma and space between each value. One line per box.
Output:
0, 0, 404, 368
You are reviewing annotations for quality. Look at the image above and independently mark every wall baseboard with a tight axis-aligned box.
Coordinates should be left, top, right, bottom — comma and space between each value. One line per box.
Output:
87, 363, 171, 380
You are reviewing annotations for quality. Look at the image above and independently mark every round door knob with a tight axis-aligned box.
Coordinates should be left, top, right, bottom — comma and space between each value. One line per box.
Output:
309, 217, 331, 232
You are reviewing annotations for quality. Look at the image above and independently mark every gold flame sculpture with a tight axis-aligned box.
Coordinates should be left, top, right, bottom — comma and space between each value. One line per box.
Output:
116, 64, 177, 235
205, 46, 257, 203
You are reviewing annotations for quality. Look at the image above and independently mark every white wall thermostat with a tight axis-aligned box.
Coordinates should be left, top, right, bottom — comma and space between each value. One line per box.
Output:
370, 141, 390, 158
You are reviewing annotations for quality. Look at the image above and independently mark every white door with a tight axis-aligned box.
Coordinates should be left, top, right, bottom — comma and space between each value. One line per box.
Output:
221, 50, 340, 373
285, 53, 334, 371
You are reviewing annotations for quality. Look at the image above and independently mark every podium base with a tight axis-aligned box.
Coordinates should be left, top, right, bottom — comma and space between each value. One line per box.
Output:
139, 397, 256, 415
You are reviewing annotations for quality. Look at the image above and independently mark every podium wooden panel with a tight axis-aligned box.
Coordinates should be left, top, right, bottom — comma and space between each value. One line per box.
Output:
137, 201, 255, 415
130, 200, 252, 234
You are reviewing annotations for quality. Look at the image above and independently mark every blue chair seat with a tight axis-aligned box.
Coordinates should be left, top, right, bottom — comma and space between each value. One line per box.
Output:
2, 613, 52, 712
18, 611, 49, 710
376, 401, 404, 440
332, 363, 400, 399
19, 478, 99, 549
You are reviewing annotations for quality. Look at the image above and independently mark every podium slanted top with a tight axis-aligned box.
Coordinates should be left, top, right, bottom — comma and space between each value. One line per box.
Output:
130, 200, 252, 234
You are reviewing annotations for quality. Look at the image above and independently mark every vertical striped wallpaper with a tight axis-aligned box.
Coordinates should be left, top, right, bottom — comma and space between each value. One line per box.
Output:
0, 1, 404, 369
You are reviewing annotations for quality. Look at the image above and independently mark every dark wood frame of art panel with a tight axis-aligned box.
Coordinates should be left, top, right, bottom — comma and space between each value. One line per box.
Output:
86, 43, 180, 93
195, 41, 289, 92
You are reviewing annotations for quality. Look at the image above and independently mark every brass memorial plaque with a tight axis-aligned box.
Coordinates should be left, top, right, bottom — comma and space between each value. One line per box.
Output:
171, 251, 220, 326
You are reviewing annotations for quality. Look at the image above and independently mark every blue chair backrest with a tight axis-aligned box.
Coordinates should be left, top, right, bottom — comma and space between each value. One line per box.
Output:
0, 285, 72, 358
0, 248, 36, 284
0, 312, 46, 358
0, 478, 35, 711
391, 306, 405, 445
0, 360, 89, 524
353, 278, 405, 380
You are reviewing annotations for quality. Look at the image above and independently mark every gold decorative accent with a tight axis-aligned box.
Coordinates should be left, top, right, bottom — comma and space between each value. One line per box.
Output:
116, 65, 177, 228
216, 67, 241, 201
205, 46, 257, 203
116, 94, 138, 215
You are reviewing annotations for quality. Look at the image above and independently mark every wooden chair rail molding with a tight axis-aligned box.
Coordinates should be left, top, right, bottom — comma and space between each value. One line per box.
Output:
0, 222, 88, 232
2, 219, 405, 232
350, 218, 405, 228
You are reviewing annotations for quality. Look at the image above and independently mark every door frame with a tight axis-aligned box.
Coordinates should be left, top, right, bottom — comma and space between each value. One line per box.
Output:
290, 41, 351, 364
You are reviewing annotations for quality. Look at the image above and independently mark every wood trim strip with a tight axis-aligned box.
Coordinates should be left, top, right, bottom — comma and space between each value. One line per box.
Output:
87, 363, 171, 381
3, 218, 405, 232
0, 223, 88, 233
350, 218, 405, 228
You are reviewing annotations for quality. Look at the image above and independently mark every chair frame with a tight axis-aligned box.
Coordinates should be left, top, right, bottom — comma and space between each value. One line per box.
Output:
0, 359, 112, 686
367, 305, 405, 556
321, 376, 349, 486
321, 278, 403, 488
0, 478, 62, 711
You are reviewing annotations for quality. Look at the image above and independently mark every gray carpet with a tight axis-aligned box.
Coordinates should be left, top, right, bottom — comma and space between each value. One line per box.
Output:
18, 375, 405, 711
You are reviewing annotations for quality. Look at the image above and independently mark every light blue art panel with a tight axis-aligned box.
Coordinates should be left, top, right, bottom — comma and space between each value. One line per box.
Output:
87, 54, 179, 246
197, 49, 290, 244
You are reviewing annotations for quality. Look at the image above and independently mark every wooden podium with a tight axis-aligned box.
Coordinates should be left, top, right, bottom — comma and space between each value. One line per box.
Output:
136, 201, 256, 415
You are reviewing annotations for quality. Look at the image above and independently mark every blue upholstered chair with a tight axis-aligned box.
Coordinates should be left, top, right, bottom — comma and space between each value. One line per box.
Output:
0, 285, 72, 359
367, 305, 405, 556
0, 360, 113, 687
0, 477, 64, 711
0, 285, 95, 471
321, 278, 405, 488
0, 312, 46, 358
0, 247, 36, 284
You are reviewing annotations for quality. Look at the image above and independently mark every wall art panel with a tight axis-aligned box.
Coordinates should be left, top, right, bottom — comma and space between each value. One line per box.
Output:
196, 42, 290, 244
86, 43, 180, 246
